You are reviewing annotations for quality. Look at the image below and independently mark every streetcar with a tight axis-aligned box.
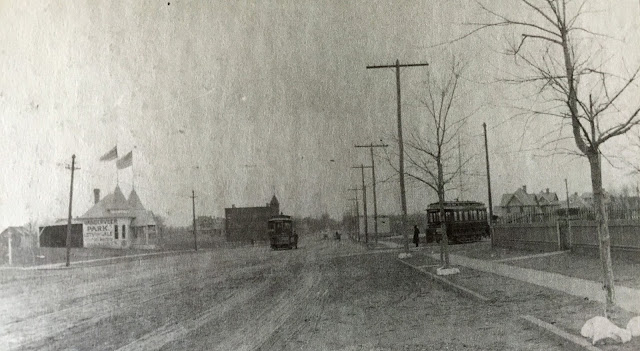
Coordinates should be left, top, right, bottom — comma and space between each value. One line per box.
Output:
426, 201, 489, 244
268, 215, 298, 250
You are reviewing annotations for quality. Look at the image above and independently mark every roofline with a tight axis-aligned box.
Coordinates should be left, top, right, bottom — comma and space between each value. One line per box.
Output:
78, 215, 136, 219
426, 201, 486, 210
268, 215, 292, 221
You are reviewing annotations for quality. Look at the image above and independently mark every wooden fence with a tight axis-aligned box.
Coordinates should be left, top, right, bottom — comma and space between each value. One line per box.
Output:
494, 219, 640, 259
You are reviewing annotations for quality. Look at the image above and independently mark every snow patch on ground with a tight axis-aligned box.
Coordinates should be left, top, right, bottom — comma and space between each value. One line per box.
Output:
398, 253, 412, 259
581, 316, 631, 345
627, 316, 640, 337
436, 267, 460, 276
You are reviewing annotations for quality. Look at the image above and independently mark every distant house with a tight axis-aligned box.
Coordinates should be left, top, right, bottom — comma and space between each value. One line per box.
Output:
610, 195, 640, 209
0, 226, 35, 249
500, 186, 539, 214
567, 192, 590, 209
225, 195, 280, 242
500, 186, 560, 215
196, 216, 225, 237
537, 189, 560, 213
567, 191, 611, 209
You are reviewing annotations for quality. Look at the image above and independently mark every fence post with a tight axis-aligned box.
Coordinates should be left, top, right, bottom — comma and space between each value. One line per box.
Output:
556, 221, 561, 251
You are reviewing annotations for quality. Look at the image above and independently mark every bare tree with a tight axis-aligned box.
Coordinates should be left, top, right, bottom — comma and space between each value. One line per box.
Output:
403, 61, 473, 268
468, 0, 640, 314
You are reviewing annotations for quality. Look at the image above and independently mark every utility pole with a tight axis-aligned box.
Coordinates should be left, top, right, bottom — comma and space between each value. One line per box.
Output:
191, 190, 198, 251
482, 123, 494, 247
348, 188, 361, 241
458, 134, 463, 200
352, 165, 372, 243
565, 178, 571, 249
65, 154, 78, 267
347, 198, 357, 239
367, 60, 429, 253
355, 143, 388, 244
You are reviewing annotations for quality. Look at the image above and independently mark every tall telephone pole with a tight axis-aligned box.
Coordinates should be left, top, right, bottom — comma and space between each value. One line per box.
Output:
367, 60, 429, 253
565, 178, 571, 249
347, 198, 358, 239
458, 134, 463, 200
348, 188, 361, 241
352, 165, 372, 243
65, 155, 78, 267
355, 143, 388, 243
482, 123, 494, 247
191, 190, 198, 251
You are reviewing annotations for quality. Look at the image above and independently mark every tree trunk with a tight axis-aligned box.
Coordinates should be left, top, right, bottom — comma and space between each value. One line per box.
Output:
438, 160, 450, 268
588, 151, 616, 314
561, 21, 616, 315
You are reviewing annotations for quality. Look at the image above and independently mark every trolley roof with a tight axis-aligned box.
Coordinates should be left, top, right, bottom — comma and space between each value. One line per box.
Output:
426, 201, 486, 211
268, 214, 292, 222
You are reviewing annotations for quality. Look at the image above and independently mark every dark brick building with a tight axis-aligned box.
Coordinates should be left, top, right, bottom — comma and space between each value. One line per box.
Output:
224, 195, 279, 242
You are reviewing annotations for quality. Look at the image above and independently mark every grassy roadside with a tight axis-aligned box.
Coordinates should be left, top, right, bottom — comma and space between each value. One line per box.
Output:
400, 242, 640, 350
446, 241, 640, 290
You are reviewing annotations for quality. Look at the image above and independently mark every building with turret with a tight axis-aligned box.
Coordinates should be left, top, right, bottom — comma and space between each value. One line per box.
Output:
224, 195, 280, 242
76, 186, 158, 249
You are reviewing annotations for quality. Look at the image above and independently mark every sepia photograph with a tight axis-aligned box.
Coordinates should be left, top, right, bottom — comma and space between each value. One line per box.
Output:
1, 1, 640, 349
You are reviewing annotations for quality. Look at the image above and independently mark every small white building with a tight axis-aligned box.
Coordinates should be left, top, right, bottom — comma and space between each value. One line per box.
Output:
78, 186, 157, 249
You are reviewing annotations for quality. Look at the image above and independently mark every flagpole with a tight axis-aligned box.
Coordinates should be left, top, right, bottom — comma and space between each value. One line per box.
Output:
116, 146, 120, 186
132, 150, 135, 190
116, 143, 119, 186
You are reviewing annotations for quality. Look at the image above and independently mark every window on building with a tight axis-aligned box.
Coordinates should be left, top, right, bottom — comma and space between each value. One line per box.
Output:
114, 225, 119, 239
122, 225, 126, 239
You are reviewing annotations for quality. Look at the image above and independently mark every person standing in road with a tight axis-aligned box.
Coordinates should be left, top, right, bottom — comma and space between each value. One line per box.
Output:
413, 225, 420, 247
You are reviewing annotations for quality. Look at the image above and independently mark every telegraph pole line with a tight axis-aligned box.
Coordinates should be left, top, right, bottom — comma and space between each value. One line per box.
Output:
367, 59, 429, 253
565, 178, 571, 249
347, 198, 358, 240
482, 123, 494, 247
355, 143, 388, 244
348, 188, 361, 242
458, 134, 463, 200
352, 165, 372, 243
65, 155, 79, 267
191, 190, 198, 251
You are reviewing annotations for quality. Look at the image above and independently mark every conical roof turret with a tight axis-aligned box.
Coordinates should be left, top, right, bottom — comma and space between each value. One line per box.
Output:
109, 185, 129, 210
128, 189, 146, 210
270, 195, 279, 207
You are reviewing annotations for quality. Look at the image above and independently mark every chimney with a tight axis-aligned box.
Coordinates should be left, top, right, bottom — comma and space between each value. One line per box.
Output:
93, 188, 100, 204
546, 188, 549, 194
522, 185, 527, 193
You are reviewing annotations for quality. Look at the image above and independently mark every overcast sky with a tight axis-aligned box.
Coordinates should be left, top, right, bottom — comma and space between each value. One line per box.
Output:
2, 0, 640, 227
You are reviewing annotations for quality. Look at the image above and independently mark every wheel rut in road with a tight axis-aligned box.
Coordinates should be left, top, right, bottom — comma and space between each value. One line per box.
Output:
4, 258, 275, 351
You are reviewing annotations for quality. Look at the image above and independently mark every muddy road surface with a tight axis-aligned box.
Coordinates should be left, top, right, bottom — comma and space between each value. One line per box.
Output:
1, 237, 563, 350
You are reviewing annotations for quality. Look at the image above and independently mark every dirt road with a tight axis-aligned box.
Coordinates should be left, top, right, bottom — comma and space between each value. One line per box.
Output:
1, 237, 565, 350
